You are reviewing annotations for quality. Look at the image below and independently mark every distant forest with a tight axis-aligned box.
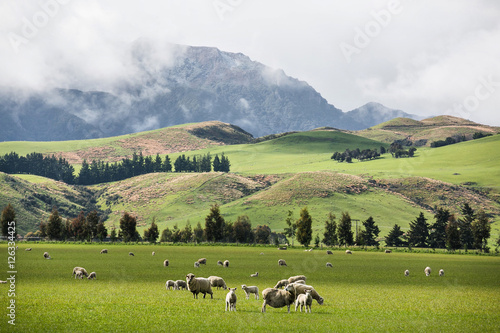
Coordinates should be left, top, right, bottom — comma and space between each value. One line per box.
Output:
0, 151, 230, 185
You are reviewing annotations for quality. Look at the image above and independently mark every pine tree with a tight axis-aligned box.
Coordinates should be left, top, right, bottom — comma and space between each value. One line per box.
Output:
337, 212, 354, 246
385, 224, 405, 247
46, 208, 63, 240
160, 227, 172, 242
86, 210, 100, 241
471, 210, 491, 251
96, 222, 108, 241
314, 233, 321, 247
408, 212, 429, 248
119, 212, 138, 242
181, 221, 193, 243
110, 227, 117, 242
459, 203, 475, 250
296, 207, 313, 247
213, 155, 221, 172
1, 203, 16, 237
360, 216, 380, 246
233, 215, 253, 243
144, 217, 159, 243
322, 212, 337, 246
445, 215, 461, 250
429, 207, 450, 248
163, 155, 172, 172
193, 222, 205, 243
204, 204, 225, 242
71, 211, 88, 241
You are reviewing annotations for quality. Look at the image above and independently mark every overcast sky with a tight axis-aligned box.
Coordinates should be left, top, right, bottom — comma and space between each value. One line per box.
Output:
1, 0, 499, 125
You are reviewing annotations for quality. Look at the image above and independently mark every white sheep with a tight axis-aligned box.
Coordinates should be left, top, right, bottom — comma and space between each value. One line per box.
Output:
274, 279, 289, 289
241, 284, 259, 300
288, 282, 324, 305
223, 260, 229, 268
278, 259, 287, 266
174, 280, 187, 290
75, 270, 84, 279
326, 262, 333, 268
194, 262, 200, 268
293, 280, 306, 285
295, 289, 313, 313
288, 275, 306, 284
87, 272, 96, 280
152, 251, 155, 256
197, 258, 207, 265
345, 249, 352, 254
100, 249, 108, 254
43, 252, 51, 259
25, 248, 32, 251
404, 269, 410, 277
72, 267, 88, 278
250, 272, 259, 277
425, 267, 431, 276
225, 288, 237, 311
208, 276, 227, 290
0, 280, 6, 284
261, 284, 296, 313
164, 259, 169, 267
165, 280, 176, 290
186, 273, 213, 299
439, 269, 444, 277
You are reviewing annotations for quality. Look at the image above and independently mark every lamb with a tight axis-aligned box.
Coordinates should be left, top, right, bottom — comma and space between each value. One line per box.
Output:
404, 269, 410, 277
25, 248, 32, 251
326, 250, 333, 254
75, 270, 84, 279
288, 282, 324, 305
225, 288, 237, 311
174, 280, 187, 290
223, 260, 229, 268
194, 262, 200, 268
385, 249, 392, 253
208, 276, 227, 290
295, 289, 313, 313
100, 249, 108, 254
274, 279, 289, 289
197, 258, 207, 265
164, 259, 169, 267
345, 249, 352, 254
165, 280, 176, 290
129, 252, 134, 256
261, 284, 296, 313
43, 252, 51, 259
72, 267, 88, 278
250, 272, 259, 277
217, 260, 223, 266
186, 273, 213, 299
425, 267, 431, 276
87, 272, 96, 280
152, 251, 155, 256
439, 269, 444, 277
288, 275, 306, 284
278, 259, 287, 266
241, 284, 259, 300
326, 262, 333, 268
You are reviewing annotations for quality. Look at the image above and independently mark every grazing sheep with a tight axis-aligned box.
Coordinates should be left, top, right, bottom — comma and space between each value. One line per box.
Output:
345, 249, 352, 254
261, 284, 296, 313
87, 272, 96, 280
241, 284, 259, 300
288, 283, 324, 305
0, 280, 6, 284
404, 270, 410, 277
75, 270, 84, 279
326, 250, 333, 255
100, 249, 108, 254
186, 273, 213, 299
152, 251, 155, 256
164, 259, 169, 267
72, 267, 88, 278
274, 279, 289, 289
288, 275, 307, 284
295, 289, 313, 313
165, 280, 176, 290
174, 280, 187, 290
129, 252, 134, 256
326, 262, 333, 268
278, 247, 287, 250
194, 262, 200, 268
425, 267, 431, 276
385, 249, 392, 253
25, 248, 32, 251
225, 288, 237, 311
250, 272, 259, 277
278, 259, 287, 266
223, 260, 229, 268
208, 276, 227, 290
197, 258, 207, 265
43, 252, 51, 259
439, 269, 444, 277
217, 260, 223, 266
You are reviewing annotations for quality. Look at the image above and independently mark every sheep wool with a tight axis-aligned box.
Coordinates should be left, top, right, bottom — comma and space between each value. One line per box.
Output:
225, 288, 237, 311
295, 290, 313, 313
261, 284, 296, 313
241, 284, 259, 299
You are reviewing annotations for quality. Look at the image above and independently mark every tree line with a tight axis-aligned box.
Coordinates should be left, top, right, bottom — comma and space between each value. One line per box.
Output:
0, 151, 231, 185
430, 132, 492, 148
331, 148, 381, 163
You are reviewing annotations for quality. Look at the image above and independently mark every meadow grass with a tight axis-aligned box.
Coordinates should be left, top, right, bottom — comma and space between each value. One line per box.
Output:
2, 243, 499, 332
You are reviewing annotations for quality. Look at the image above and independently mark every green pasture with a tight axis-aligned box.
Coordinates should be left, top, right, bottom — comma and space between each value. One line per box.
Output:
1, 243, 499, 332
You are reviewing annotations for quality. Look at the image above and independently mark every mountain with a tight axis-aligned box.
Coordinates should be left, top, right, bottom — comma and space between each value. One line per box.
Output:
1, 41, 415, 141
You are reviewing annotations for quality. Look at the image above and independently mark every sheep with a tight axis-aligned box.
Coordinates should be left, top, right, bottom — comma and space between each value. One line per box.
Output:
326, 250, 333, 254
75, 270, 84, 279
186, 273, 213, 299
260, 252, 264, 255
250, 272, 259, 277
225, 288, 237, 311
164, 259, 169, 267
100, 249, 108, 254
288, 282, 324, 305
288, 275, 307, 284
295, 289, 313, 313
165, 280, 176, 290
0, 280, 6, 284
72, 267, 88, 278
217, 260, 223, 266
197, 258, 207, 265
25, 248, 32, 251
129, 252, 134, 256
425, 267, 431, 276
278, 247, 287, 250
43, 252, 51, 259
345, 249, 352, 254
293, 280, 306, 285
223, 260, 229, 268
208, 276, 227, 290
274, 279, 289, 289
326, 262, 333, 268
278, 259, 287, 266
152, 251, 155, 256
174, 280, 187, 290
261, 284, 296, 313
404, 270, 410, 277
439, 269, 444, 277
385, 249, 392, 253
87, 272, 96, 280
241, 284, 259, 300
194, 262, 200, 268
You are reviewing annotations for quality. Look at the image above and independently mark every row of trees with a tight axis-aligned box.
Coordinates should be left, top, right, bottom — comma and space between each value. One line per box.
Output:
430, 132, 492, 148
331, 148, 381, 163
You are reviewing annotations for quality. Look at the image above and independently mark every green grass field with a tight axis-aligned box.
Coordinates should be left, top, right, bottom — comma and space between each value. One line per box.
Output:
2, 243, 499, 332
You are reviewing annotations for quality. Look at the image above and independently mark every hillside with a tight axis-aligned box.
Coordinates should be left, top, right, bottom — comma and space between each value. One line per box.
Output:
356, 115, 499, 145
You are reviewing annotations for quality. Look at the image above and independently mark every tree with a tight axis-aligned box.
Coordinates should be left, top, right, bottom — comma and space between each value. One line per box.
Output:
233, 215, 254, 243
181, 222, 193, 243
429, 207, 450, 249
337, 212, 354, 246
144, 217, 159, 243
385, 224, 405, 247
471, 210, 491, 251
322, 212, 338, 246
160, 227, 172, 243
459, 203, 475, 250
46, 208, 63, 240
204, 204, 225, 242
283, 211, 297, 246
39, 220, 47, 238
86, 210, 100, 241
1, 203, 16, 237
110, 227, 117, 242
314, 233, 321, 247
359, 216, 380, 246
96, 222, 108, 241
213, 155, 221, 172
71, 211, 88, 241
119, 212, 138, 242
254, 225, 271, 244
445, 215, 461, 250
408, 212, 429, 248
193, 222, 205, 243
296, 207, 313, 247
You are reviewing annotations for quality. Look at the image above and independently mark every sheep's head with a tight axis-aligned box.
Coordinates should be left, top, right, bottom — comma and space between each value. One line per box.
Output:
186, 273, 195, 283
